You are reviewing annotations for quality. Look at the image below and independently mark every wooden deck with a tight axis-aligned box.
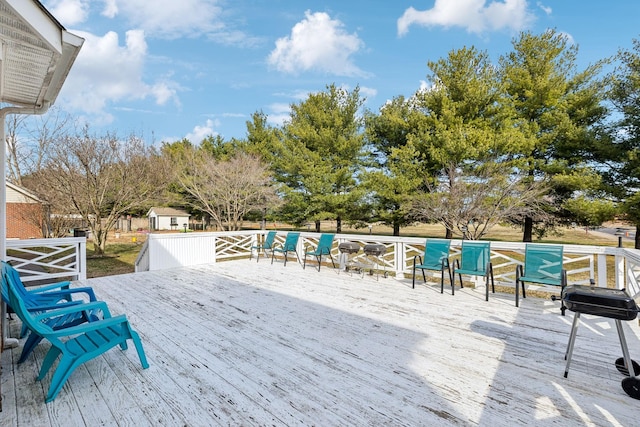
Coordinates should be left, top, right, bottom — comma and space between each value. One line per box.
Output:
2, 259, 640, 426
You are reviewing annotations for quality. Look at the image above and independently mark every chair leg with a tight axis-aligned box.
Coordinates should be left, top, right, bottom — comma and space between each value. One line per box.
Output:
489, 264, 495, 293
130, 330, 150, 369
38, 346, 62, 380
303, 253, 307, 269
18, 333, 44, 364
485, 273, 489, 302
564, 312, 581, 377
515, 265, 521, 307
412, 258, 417, 289
455, 262, 463, 292
486, 263, 495, 302
46, 355, 76, 403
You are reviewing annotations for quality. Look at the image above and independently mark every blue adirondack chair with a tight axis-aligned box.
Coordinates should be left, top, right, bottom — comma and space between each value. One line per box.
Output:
412, 239, 452, 292
250, 231, 277, 262
451, 241, 495, 300
1, 261, 98, 339
1, 262, 103, 364
515, 243, 567, 314
271, 232, 300, 266
5, 270, 149, 403
303, 233, 336, 271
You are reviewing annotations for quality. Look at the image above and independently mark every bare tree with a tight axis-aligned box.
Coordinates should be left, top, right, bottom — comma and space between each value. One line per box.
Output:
4, 107, 73, 185
31, 127, 167, 255
5, 114, 27, 185
412, 163, 550, 240
173, 150, 278, 231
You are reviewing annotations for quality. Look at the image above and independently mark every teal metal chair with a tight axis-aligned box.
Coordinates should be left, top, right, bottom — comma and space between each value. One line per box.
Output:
250, 231, 277, 262
1, 261, 98, 339
515, 243, 567, 314
451, 241, 494, 300
303, 233, 336, 271
5, 268, 149, 403
271, 232, 301, 266
412, 239, 452, 292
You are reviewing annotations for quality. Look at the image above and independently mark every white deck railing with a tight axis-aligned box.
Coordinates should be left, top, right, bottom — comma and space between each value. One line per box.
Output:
6, 237, 87, 284
134, 231, 640, 293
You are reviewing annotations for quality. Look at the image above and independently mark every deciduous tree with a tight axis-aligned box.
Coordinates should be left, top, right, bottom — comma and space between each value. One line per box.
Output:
31, 127, 166, 255
172, 148, 277, 231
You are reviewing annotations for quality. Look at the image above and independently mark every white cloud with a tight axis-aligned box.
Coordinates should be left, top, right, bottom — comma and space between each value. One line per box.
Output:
266, 103, 291, 127
268, 10, 368, 77
59, 30, 180, 123
559, 31, 575, 46
101, 0, 118, 18
100, 0, 224, 40
397, 0, 535, 36
537, 2, 552, 15
359, 86, 378, 100
44, 0, 89, 26
185, 119, 219, 143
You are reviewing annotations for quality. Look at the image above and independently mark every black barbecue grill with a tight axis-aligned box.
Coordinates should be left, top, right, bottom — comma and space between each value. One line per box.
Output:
563, 281, 640, 399
338, 242, 360, 254
338, 242, 361, 274
363, 244, 386, 257
363, 244, 388, 279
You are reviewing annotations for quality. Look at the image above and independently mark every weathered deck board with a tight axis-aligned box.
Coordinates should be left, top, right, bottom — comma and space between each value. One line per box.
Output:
2, 260, 640, 426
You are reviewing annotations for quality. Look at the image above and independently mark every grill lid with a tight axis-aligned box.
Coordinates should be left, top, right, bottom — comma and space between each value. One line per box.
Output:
363, 244, 386, 256
338, 242, 361, 254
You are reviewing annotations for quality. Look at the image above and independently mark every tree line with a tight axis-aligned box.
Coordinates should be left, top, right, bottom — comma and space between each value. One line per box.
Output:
7, 30, 640, 252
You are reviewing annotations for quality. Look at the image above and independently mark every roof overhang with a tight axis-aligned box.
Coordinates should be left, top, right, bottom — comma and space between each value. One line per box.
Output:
0, 0, 83, 111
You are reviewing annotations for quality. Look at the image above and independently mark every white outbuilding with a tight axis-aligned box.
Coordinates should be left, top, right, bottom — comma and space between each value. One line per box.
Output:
147, 207, 191, 231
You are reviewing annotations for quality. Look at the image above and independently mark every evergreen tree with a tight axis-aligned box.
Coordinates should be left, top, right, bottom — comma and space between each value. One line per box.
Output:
500, 29, 607, 241
274, 84, 367, 232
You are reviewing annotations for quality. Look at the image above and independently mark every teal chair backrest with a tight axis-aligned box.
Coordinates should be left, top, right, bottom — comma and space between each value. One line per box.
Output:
1, 261, 73, 310
423, 239, 451, 266
2, 261, 30, 302
263, 231, 277, 249
283, 232, 300, 251
459, 241, 491, 274
523, 243, 564, 284
5, 269, 57, 337
316, 233, 335, 255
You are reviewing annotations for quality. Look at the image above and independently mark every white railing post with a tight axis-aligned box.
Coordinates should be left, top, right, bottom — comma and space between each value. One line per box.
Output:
615, 250, 626, 290
212, 235, 217, 263
78, 239, 87, 280
597, 254, 607, 287
396, 241, 405, 279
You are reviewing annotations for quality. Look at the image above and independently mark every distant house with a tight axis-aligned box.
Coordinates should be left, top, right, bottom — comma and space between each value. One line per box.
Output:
147, 207, 190, 231
6, 182, 46, 239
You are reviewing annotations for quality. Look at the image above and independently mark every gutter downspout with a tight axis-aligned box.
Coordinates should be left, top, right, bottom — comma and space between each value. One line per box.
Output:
1, 101, 50, 349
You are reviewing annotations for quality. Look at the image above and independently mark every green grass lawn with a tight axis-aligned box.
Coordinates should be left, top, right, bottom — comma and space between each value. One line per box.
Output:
86, 242, 143, 278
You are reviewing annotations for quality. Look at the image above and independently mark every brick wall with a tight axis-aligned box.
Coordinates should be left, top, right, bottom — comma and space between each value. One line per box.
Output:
7, 202, 45, 239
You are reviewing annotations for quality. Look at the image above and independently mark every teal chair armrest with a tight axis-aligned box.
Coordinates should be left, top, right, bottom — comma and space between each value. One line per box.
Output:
34, 300, 112, 322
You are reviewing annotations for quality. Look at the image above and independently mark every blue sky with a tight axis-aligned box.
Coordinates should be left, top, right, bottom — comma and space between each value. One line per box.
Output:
42, 0, 640, 144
